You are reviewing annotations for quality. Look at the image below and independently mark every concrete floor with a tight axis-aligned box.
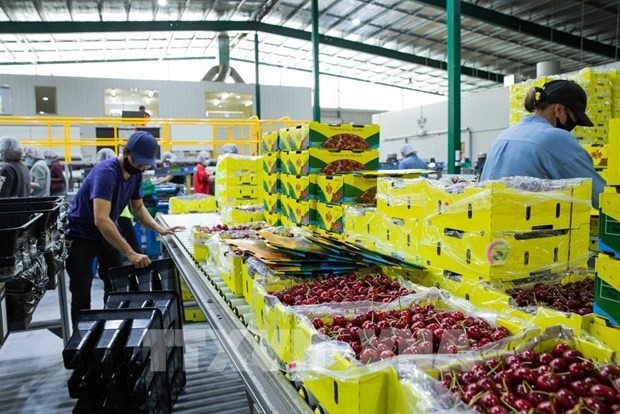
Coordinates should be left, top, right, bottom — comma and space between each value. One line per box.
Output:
0, 276, 250, 414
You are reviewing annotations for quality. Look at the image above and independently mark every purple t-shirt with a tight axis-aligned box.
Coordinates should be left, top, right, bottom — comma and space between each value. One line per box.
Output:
68, 158, 143, 241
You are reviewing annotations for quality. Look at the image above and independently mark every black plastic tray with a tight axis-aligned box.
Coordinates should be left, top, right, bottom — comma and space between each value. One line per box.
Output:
0, 201, 64, 247
0, 212, 44, 259
108, 259, 180, 295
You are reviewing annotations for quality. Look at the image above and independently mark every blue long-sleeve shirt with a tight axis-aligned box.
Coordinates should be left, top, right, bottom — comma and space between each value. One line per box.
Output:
481, 115, 605, 209
398, 154, 427, 170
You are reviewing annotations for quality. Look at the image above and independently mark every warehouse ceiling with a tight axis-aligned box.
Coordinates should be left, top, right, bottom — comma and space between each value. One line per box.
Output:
0, 0, 618, 95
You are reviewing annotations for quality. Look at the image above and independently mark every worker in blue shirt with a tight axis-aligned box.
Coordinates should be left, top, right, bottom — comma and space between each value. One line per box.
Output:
66, 131, 184, 324
398, 144, 427, 170
481, 79, 605, 209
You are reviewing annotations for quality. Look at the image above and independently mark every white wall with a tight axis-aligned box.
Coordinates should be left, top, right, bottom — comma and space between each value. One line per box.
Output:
0, 73, 312, 158
373, 85, 509, 163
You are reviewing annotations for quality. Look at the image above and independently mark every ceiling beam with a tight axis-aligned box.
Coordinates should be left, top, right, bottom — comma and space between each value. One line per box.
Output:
410, 0, 620, 59
0, 20, 503, 82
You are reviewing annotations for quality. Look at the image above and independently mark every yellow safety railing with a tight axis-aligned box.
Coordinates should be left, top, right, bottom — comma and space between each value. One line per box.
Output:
0, 115, 307, 163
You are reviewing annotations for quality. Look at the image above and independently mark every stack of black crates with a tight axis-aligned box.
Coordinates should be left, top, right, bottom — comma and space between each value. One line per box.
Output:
0, 196, 67, 330
63, 259, 186, 413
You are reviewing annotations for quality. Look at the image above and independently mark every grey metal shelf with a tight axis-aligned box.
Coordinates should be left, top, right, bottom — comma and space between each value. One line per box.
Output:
158, 214, 311, 414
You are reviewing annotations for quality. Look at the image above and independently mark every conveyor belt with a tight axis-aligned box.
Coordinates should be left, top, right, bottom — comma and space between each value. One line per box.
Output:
159, 214, 311, 414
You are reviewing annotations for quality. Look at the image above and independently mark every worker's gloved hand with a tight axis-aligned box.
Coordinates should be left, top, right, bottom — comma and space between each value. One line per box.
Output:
159, 225, 185, 235
128, 251, 151, 268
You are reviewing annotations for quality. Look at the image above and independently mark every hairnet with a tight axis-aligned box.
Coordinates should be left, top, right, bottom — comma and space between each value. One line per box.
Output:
197, 150, 211, 163
0, 136, 23, 161
24, 145, 43, 160
219, 144, 239, 155
161, 152, 178, 163
44, 149, 59, 159
400, 144, 415, 157
96, 148, 116, 163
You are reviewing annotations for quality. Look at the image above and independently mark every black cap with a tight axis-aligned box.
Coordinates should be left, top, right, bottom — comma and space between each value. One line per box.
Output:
543, 80, 594, 127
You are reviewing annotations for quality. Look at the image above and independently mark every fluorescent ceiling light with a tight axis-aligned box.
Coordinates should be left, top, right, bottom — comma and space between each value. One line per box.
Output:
42, 96, 49, 101
158, 0, 167, 6
244, 100, 253, 107
352, 18, 361, 26
39, 111, 45, 114
212, 99, 220, 106
221, 92, 230, 100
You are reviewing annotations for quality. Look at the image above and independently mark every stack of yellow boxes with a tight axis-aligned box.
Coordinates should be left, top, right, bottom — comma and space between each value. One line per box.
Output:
280, 122, 380, 231
376, 177, 592, 279
261, 130, 281, 226
592, 118, 620, 333
215, 153, 263, 218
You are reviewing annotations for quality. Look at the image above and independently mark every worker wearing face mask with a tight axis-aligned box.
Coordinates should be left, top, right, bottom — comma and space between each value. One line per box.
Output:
154, 152, 185, 185
66, 132, 184, 325
481, 79, 605, 209
193, 150, 212, 195
24, 146, 51, 197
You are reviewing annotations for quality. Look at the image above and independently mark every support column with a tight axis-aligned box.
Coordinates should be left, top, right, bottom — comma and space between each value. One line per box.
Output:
311, 0, 321, 122
254, 32, 261, 119
447, 0, 461, 174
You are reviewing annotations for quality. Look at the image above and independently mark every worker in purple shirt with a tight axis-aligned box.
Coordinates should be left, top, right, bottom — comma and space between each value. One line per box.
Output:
65, 131, 184, 324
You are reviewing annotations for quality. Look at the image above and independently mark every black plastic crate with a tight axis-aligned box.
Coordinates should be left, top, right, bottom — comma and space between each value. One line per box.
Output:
0, 201, 64, 248
0, 212, 44, 271
105, 292, 182, 333
108, 259, 180, 295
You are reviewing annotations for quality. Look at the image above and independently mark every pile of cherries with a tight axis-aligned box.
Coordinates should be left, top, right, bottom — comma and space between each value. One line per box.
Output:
196, 224, 264, 234
310, 303, 510, 364
441, 344, 620, 413
271, 273, 411, 306
507, 280, 594, 316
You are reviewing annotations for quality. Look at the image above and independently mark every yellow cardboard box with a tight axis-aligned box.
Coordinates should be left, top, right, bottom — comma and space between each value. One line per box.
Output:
263, 211, 281, 227
379, 214, 422, 266
376, 178, 427, 220
419, 225, 580, 282
581, 144, 608, 168
315, 201, 344, 233
261, 173, 280, 195
262, 130, 279, 153
343, 206, 379, 248
316, 173, 377, 204
278, 128, 291, 151
285, 121, 380, 151
284, 174, 317, 200
217, 184, 260, 200
279, 151, 290, 175
262, 151, 280, 174
263, 193, 280, 214
216, 154, 260, 174
282, 196, 316, 226
608, 119, 620, 185
286, 149, 379, 176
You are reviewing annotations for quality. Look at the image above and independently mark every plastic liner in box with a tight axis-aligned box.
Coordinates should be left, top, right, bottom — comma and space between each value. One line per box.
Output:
5, 255, 48, 329
0, 212, 44, 276
108, 259, 180, 294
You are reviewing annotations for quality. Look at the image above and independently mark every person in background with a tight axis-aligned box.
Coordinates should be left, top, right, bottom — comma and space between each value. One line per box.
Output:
154, 152, 185, 185
481, 79, 605, 209
45, 150, 67, 196
24, 146, 51, 197
66, 132, 184, 324
398, 144, 427, 170
95, 148, 143, 255
138, 105, 150, 119
384, 153, 399, 169
219, 144, 239, 155
0, 136, 30, 198
193, 150, 212, 195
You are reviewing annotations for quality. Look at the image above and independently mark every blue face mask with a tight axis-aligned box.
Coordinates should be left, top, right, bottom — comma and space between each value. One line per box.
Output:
25, 158, 34, 167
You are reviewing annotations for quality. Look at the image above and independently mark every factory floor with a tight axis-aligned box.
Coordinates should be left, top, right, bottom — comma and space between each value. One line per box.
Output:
0, 276, 251, 414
